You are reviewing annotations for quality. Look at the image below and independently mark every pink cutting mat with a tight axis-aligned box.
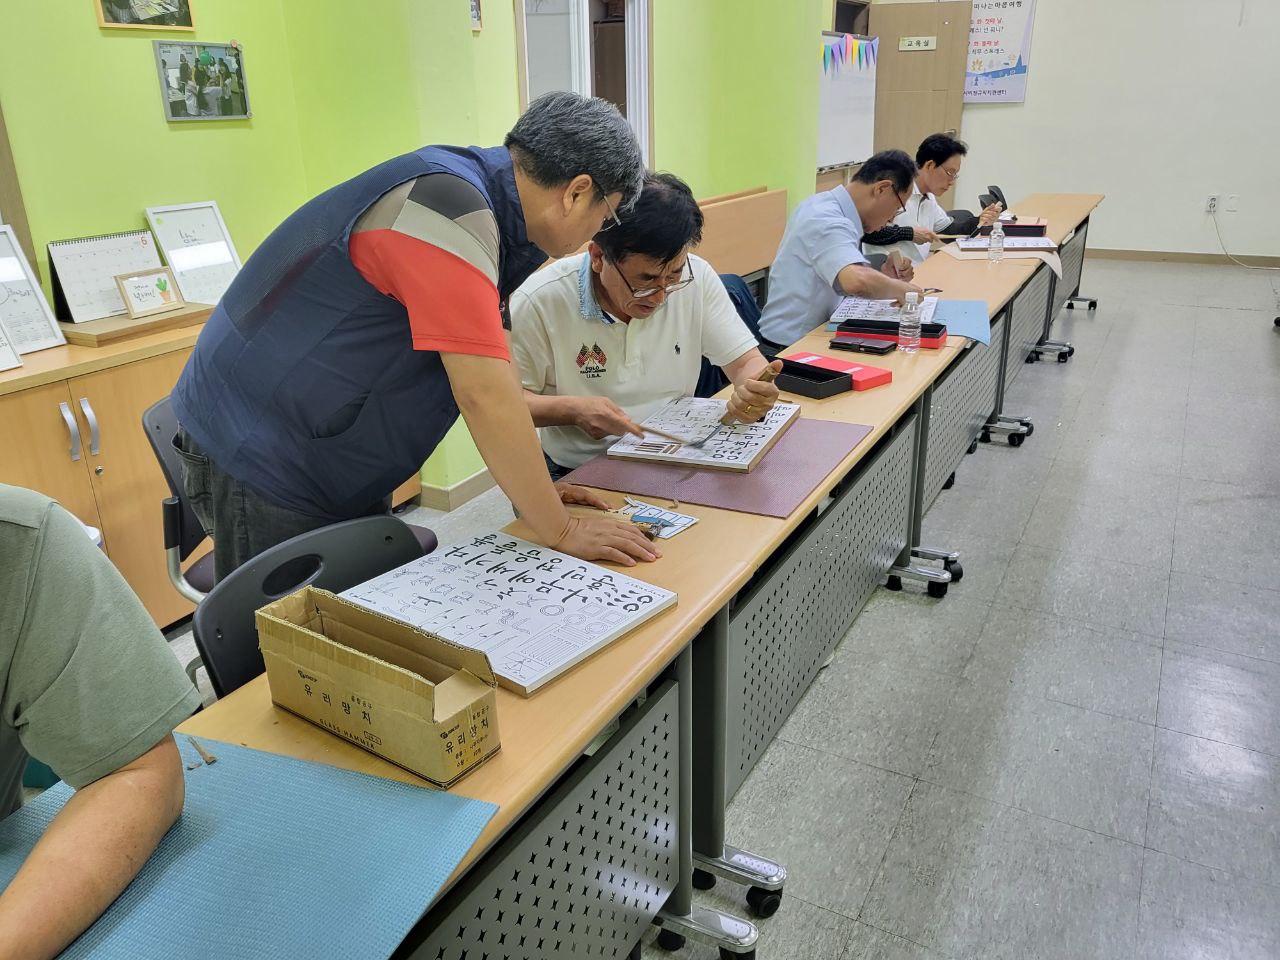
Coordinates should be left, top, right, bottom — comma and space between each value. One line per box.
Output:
563, 419, 875, 518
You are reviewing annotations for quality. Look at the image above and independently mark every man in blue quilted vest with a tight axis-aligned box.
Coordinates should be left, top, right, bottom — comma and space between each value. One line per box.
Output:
172, 93, 659, 579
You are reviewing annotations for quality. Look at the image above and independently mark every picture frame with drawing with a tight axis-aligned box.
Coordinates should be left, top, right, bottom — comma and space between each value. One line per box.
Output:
470, 0, 483, 31
114, 266, 186, 319
96, 0, 195, 31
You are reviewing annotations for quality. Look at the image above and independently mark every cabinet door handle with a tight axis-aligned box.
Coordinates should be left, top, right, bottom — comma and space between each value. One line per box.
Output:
78, 397, 101, 455
59, 401, 83, 461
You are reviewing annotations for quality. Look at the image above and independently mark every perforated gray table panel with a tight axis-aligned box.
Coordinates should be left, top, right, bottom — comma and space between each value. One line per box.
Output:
1004, 265, 1054, 389
401, 682, 680, 959
921, 320, 1003, 511
723, 418, 916, 799
1049, 219, 1091, 325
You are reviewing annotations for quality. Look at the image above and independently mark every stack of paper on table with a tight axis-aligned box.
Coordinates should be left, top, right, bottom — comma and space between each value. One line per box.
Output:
342, 533, 676, 695
826, 295, 939, 331
607, 397, 801, 473
956, 236, 1057, 252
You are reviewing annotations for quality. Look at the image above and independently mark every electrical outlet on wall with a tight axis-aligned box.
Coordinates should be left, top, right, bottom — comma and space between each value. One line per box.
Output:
1206, 194, 1220, 213
1226, 194, 1240, 212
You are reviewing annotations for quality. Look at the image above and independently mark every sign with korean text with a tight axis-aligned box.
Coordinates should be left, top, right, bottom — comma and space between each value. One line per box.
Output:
965, 0, 1036, 103
899, 36, 938, 52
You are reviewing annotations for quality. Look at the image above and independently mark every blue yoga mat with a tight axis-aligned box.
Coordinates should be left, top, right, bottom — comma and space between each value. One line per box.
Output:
0, 738, 497, 959
934, 299, 993, 345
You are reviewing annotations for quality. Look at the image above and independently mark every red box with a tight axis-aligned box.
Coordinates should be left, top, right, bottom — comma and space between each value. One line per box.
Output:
783, 352, 893, 391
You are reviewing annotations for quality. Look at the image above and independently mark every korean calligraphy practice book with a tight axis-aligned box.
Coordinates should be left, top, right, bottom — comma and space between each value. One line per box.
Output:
607, 397, 801, 473
342, 533, 677, 695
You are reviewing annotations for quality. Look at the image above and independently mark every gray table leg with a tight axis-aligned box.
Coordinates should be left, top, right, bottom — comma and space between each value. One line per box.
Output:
888, 394, 955, 597
655, 643, 760, 956
691, 611, 787, 913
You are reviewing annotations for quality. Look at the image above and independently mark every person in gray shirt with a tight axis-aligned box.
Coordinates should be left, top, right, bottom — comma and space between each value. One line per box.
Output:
0, 484, 201, 960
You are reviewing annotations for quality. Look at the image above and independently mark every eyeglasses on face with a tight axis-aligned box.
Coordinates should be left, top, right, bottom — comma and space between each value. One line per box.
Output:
597, 190, 623, 232
611, 256, 696, 300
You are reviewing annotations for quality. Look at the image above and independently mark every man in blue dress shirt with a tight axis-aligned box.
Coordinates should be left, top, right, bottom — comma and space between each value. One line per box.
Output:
759, 150, 924, 350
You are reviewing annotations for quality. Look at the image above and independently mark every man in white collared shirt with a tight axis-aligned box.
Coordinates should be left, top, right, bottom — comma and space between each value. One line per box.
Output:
862, 133, 1004, 265
511, 173, 781, 478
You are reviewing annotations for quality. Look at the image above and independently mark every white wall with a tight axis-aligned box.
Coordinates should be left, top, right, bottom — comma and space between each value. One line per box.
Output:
954, 0, 1278, 257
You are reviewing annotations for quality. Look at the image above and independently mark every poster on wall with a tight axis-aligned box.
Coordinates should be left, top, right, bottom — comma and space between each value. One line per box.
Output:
964, 0, 1037, 103
153, 40, 250, 122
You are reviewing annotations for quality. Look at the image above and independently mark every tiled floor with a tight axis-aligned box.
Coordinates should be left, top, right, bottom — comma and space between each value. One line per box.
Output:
636, 260, 1280, 959
161, 259, 1280, 958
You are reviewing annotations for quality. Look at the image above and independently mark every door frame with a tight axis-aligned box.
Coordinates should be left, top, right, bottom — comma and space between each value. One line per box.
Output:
513, 0, 654, 164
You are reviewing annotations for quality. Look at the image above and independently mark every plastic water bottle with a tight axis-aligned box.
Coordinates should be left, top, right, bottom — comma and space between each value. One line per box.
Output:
988, 219, 1005, 265
900, 292, 921, 354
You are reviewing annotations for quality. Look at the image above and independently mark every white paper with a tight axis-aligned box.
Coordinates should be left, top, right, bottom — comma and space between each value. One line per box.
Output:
146, 202, 241, 306
620, 498, 698, 539
0, 318, 22, 372
830, 295, 938, 327
940, 242, 1064, 278
341, 533, 676, 694
957, 236, 1057, 252
607, 397, 801, 473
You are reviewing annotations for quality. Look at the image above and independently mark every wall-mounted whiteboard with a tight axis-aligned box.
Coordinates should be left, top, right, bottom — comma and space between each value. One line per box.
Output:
817, 33, 878, 169
145, 201, 241, 306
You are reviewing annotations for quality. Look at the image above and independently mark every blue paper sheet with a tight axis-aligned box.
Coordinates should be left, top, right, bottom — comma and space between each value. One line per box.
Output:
933, 299, 992, 345
0, 739, 497, 959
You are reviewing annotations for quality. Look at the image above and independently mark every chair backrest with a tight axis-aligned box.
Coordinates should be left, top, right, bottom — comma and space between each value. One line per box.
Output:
193, 514, 425, 698
141, 396, 206, 560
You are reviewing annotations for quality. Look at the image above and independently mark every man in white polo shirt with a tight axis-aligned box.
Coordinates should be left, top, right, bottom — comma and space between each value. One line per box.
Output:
511, 172, 781, 479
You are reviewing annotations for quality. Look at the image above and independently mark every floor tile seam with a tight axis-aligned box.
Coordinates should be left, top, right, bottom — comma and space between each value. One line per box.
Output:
845, 917, 951, 958
766, 731, 929, 783
851, 777, 922, 925
984, 593, 1167, 645
909, 774, 1150, 849
1137, 844, 1280, 894
1165, 635, 1280, 668
1151, 722, 1280, 761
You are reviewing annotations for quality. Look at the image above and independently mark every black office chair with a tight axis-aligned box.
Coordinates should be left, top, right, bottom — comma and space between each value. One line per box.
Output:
946, 209, 979, 237
978, 184, 1009, 212
696, 274, 768, 396
193, 514, 426, 698
142, 397, 217, 605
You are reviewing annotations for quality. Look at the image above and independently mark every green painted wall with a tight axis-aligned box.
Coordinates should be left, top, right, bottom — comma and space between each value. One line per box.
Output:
0, 0, 309, 295
653, 0, 823, 211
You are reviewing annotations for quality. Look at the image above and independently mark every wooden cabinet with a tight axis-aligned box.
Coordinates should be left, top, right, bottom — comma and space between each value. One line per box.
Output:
68, 349, 199, 626
0, 381, 101, 525
0, 325, 423, 628
0, 330, 206, 628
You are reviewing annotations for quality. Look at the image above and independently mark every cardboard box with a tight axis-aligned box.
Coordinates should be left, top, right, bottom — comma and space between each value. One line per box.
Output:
256, 587, 500, 787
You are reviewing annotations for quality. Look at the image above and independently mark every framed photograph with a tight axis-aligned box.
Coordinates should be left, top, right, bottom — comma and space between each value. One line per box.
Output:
114, 267, 186, 319
470, 0, 483, 31
96, 0, 195, 31
153, 40, 250, 122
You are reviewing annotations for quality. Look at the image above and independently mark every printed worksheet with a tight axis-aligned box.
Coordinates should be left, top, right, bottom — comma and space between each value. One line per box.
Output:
342, 533, 676, 695
830, 295, 939, 327
607, 398, 800, 473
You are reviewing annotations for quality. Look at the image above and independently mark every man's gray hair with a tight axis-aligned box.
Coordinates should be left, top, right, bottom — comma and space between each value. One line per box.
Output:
504, 92, 644, 209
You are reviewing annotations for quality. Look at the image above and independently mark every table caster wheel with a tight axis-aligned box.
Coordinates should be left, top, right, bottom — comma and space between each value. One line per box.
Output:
629, 945, 642, 960
1088, 300, 1098, 310
927, 580, 949, 599
692, 868, 716, 891
1019, 420, 1034, 436
656, 929, 686, 951
1057, 352, 1070, 363
967, 438, 979, 455
886, 575, 903, 592
1066, 301, 1075, 310
945, 559, 963, 583
1025, 352, 1038, 363
1274, 317, 1280, 327
746, 885, 783, 919
721, 950, 754, 960
979, 430, 992, 444
943, 472, 956, 490
1008, 432, 1025, 448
